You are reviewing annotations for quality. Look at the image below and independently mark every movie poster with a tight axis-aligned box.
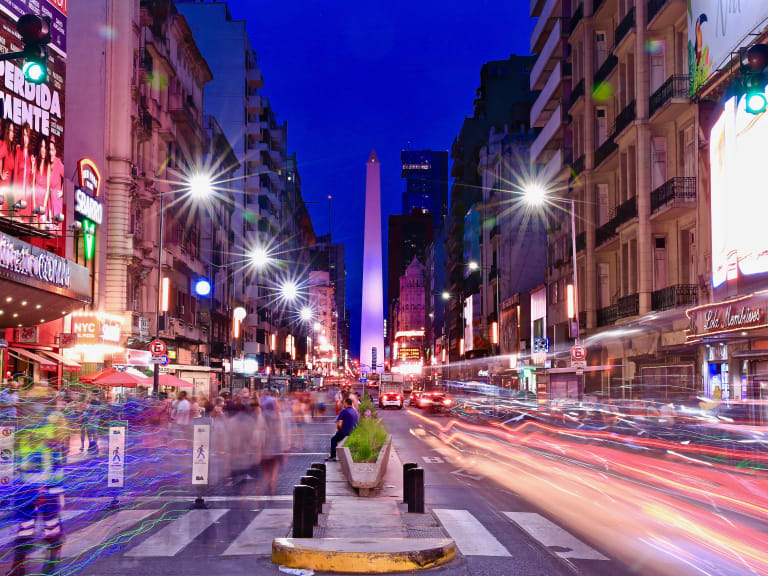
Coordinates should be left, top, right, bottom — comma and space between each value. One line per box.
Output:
0, 0, 66, 234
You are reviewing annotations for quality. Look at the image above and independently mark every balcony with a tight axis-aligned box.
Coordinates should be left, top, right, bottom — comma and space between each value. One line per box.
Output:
650, 176, 696, 219
531, 61, 563, 128
595, 219, 617, 246
572, 153, 585, 176
614, 100, 636, 136
597, 304, 617, 327
569, 3, 583, 34
594, 134, 617, 168
576, 231, 586, 252
594, 54, 618, 85
614, 7, 635, 49
652, 284, 698, 312
169, 91, 200, 136
247, 67, 263, 89
569, 77, 585, 109
530, 0, 559, 53
531, 103, 564, 164
614, 195, 637, 228
617, 293, 639, 319
649, 75, 691, 119
247, 93, 263, 114
648, 0, 686, 31
531, 19, 564, 90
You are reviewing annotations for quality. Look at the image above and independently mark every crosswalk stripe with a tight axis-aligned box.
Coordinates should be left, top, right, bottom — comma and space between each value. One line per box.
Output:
125, 509, 228, 557
433, 509, 511, 557
503, 512, 608, 561
61, 509, 156, 558
222, 508, 292, 556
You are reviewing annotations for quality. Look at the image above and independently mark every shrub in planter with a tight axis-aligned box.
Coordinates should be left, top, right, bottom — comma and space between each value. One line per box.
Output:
345, 417, 387, 463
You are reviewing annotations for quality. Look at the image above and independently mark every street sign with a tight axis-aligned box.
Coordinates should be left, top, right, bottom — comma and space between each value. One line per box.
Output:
148, 356, 164, 365
150, 339, 167, 356
192, 421, 211, 485
570, 345, 587, 361
0, 425, 14, 486
160, 355, 169, 366
533, 338, 549, 353
107, 424, 126, 488
571, 359, 587, 369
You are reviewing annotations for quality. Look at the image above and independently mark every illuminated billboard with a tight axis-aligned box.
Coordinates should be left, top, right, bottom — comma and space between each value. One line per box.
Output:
710, 94, 768, 288
0, 0, 67, 235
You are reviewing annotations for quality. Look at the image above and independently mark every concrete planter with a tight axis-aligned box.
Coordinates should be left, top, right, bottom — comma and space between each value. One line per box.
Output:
338, 434, 392, 497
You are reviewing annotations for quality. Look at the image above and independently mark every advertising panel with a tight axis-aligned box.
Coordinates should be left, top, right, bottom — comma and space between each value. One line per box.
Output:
688, 1, 768, 95
0, 0, 67, 233
710, 94, 768, 288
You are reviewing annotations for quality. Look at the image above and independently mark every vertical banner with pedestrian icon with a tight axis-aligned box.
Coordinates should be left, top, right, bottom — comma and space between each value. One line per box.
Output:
0, 424, 15, 486
107, 422, 126, 488
192, 418, 210, 485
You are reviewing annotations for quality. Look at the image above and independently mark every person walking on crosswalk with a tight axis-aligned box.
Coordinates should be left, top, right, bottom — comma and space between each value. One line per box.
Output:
6, 397, 67, 576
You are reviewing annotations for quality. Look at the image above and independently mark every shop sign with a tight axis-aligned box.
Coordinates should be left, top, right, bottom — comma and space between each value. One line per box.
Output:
127, 349, 150, 366
0, 233, 71, 289
59, 333, 76, 348
687, 291, 768, 339
74, 188, 103, 225
398, 347, 421, 361
77, 158, 101, 197
687, 1, 768, 95
71, 314, 122, 344
16, 327, 37, 344
0, 0, 68, 236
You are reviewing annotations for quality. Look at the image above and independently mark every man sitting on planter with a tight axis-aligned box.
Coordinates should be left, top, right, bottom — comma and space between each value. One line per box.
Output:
326, 397, 359, 461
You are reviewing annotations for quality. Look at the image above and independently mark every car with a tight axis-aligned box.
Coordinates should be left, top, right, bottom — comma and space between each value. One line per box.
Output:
428, 393, 454, 414
416, 392, 436, 409
408, 391, 421, 406
379, 391, 403, 409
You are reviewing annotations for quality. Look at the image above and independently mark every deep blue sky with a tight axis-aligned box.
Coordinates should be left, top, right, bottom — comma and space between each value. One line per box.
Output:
225, 0, 534, 358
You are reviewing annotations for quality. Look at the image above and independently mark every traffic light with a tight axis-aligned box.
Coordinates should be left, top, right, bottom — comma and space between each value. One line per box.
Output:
17, 14, 51, 84
740, 44, 768, 115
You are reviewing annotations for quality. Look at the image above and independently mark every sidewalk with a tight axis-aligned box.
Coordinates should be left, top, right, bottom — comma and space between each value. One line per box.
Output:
272, 444, 456, 573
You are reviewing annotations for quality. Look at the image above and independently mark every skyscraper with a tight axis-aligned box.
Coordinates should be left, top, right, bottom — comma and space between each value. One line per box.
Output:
401, 149, 448, 230
360, 150, 385, 372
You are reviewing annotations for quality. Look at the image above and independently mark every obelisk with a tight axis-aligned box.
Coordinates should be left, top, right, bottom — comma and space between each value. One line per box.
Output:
360, 150, 385, 373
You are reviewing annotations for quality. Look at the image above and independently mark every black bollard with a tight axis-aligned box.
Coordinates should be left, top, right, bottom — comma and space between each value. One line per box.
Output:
292, 485, 314, 538
310, 462, 326, 473
403, 462, 418, 504
300, 475, 321, 525
407, 467, 425, 513
306, 468, 325, 505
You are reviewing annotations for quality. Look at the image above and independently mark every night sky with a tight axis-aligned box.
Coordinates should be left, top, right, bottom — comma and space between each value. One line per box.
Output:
223, 0, 534, 357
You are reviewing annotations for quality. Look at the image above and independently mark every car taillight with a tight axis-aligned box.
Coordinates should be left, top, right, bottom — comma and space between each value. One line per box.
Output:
395, 395, 401, 400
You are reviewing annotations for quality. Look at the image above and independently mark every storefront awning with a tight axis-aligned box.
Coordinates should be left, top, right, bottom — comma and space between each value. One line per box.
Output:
40, 350, 81, 373
9, 347, 57, 371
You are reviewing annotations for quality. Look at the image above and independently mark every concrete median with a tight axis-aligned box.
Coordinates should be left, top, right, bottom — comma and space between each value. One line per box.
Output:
271, 537, 456, 573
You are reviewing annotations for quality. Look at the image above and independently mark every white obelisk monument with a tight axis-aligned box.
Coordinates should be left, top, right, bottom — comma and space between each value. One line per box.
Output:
360, 150, 385, 373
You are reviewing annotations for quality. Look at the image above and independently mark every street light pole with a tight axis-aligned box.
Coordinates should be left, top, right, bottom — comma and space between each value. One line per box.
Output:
568, 199, 580, 342
153, 187, 166, 397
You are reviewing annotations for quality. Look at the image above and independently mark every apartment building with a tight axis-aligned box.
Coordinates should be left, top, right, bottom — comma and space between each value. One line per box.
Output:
540, 0, 698, 398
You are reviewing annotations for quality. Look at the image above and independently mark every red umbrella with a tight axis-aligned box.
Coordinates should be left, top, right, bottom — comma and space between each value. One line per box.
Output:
142, 374, 195, 388
91, 369, 148, 388
80, 366, 116, 382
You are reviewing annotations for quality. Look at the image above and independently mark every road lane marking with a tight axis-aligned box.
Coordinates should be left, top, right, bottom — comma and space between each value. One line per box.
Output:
125, 508, 228, 557
450, 468, 484, 481
223, 508, 293, 555
433, 509, 510, 557
503, 512, 608, 560
61, 508, 157, 558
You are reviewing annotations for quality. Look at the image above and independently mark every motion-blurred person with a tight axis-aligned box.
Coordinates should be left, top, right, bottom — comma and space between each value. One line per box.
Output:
7, 398, 66, 576
83, 394, 103, 455
0, 378, 19, 421
259, 390, 284, 495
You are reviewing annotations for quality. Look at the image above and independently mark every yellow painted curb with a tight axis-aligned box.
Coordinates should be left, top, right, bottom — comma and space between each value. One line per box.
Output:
271, 537, 456, 573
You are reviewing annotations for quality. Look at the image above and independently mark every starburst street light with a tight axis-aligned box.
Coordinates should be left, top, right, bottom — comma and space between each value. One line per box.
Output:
280, 280, 299, 302
442, 291, 451, 301
249, 246, 273, 270
188, 172, 214, 200
468, 261, 479, 271
522, 182, 547, 206
300, 306, 314, 322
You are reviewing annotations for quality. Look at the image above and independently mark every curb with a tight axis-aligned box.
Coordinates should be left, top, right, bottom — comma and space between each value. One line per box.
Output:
271, 537, 456, 573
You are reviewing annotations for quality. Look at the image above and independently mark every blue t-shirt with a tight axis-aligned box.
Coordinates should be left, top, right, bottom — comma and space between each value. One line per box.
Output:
337, 406, 359, 435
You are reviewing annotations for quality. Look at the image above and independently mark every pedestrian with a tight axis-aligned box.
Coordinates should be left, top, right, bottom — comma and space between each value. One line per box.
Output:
83, 394, 103, 455
190, 395, 202, 419
334, 388, 343, 415
326, 397, 359, 462
171, 391, 191, 426
0, 378, 20, 421
7, 398, 66, 576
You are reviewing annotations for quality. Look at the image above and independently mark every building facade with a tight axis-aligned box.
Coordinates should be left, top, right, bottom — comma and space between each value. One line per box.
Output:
401, 149, 448, 230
